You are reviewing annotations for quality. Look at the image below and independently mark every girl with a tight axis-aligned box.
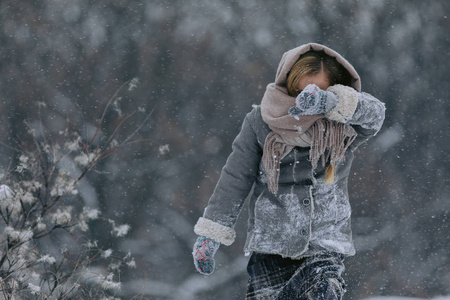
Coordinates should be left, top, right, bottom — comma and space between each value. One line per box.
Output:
192, 43, 385, 299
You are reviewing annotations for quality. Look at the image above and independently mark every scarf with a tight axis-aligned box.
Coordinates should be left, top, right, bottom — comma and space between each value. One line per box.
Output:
261, 83, 357, 194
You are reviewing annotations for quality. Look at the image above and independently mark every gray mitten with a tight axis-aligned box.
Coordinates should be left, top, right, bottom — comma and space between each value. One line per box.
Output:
288, 84, 338, 119
192, 236, 220, 275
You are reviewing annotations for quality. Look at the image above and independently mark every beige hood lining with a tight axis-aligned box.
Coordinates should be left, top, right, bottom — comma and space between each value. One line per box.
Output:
273, 43, 361, 93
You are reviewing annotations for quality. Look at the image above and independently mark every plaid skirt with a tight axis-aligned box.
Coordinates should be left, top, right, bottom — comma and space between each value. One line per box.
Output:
246, 252, 346, 300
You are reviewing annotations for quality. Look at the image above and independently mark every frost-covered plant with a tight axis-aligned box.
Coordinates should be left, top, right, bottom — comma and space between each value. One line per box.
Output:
0, 79, 149, 299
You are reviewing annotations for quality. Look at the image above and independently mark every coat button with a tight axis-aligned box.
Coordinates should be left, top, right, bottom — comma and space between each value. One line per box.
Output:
302, 198, 310, 206
301, 229, 308, 236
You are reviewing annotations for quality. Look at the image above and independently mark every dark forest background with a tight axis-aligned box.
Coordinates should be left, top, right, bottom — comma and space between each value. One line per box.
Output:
1, 1, 449, 299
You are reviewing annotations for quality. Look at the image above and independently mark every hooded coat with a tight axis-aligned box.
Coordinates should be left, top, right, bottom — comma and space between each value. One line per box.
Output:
194, 43, 385, 258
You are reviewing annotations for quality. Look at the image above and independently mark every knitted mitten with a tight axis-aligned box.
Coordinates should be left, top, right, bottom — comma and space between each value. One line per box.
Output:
193, 236, 220, 275
289, 84, 338, 118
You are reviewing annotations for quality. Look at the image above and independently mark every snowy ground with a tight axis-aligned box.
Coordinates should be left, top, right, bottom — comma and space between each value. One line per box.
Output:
363, 297, 450, 300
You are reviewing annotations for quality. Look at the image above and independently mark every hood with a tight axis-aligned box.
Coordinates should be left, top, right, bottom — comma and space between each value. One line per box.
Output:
273, 43, 361, 92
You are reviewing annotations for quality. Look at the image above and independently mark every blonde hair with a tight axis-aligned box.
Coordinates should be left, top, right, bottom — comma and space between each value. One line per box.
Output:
286, 51, 353, 97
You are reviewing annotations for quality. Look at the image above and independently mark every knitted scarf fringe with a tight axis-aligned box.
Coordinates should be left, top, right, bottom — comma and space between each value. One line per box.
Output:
262, 119, 357, 194
262, 131, 285, 195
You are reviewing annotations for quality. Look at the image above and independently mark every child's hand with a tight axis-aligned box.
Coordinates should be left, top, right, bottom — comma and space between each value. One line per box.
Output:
192, 236, 220, 275
288, 84, 338, 118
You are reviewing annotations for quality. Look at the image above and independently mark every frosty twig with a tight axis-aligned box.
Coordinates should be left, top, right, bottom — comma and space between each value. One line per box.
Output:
0, 79, 148, 299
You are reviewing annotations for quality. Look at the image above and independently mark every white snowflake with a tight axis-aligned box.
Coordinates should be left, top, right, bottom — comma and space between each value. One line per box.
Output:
111, 224, 130, 237
0, 185, 13, 200
74, 152, 96, 166
38, 254, 56, 264
5, 226, 33, 242
28, 283, 41, 295
102, 249, 113, 258
100, 273, 121, 290
51, 207, 72, 224
158, 144, 170, 155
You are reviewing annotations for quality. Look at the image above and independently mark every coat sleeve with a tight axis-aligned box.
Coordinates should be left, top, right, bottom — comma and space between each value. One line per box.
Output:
325, 84, 386, 149
348, 91, 386, 149
194, 109, 262, 246
349, 92, 386, 133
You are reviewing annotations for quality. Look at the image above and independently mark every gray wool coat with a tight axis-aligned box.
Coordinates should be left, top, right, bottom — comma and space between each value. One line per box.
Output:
194, 44, 386, 259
